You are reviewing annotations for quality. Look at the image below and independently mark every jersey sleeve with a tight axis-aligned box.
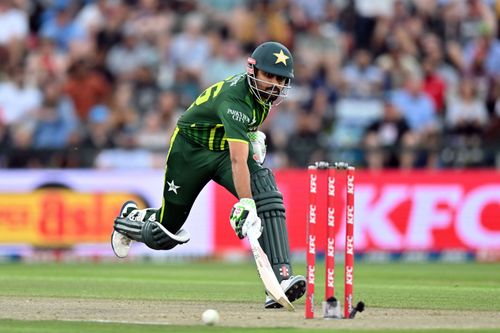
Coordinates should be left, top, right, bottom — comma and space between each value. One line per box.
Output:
217, 96, 252, 143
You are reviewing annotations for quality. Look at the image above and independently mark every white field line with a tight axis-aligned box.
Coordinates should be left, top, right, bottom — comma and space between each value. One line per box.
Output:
60, 318, 171, 325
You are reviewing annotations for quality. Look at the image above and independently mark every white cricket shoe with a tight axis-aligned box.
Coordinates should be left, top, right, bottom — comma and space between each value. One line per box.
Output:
111, 201, 138, 258
265, 275, 306, 309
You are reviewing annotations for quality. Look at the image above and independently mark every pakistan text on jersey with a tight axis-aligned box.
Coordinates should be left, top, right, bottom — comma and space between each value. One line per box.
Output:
227, 108, 250, 124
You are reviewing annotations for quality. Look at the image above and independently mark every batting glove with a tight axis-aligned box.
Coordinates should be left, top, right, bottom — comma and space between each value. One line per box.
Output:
248, 131, 266, 164
230, 198, 262, 239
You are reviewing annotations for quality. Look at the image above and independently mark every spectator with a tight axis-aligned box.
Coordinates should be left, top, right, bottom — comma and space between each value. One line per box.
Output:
0, 65, 43, 126
294, 19, 343, 66
264, 99, 301, 161
391, 75, 438, 135
376, 40, 420, 92
420, 32, 459, 97
81, 104, 115, 151
40, 4, 87, 53
81, 105, 115, 150
203, 39, 245, 86
136, 111, 170, 151
106, 24, 159, 80
391, 74, 440, 167
156, 90, 183, 138
445, 78, 489, 137
32, 81, 79, 149
109, 82, 139, 133
26, 37, 68, 86
286, 112, 325, 167
95, 130, 162, 169
462, 24, 500, 78
341, 48, 382, 99
131, 66, 161, 115
7, 122, 38, 168
170, 13, 211, 80
126, 0, 174, 40
459, 0, 497, 45
421, 57, 447, 114
364, 100, 417, 169
0, 0, 28, 67
0, 118, 10, 167
64, 58, 111, 121
231, 0, 291, 49
76, 0, 112, 35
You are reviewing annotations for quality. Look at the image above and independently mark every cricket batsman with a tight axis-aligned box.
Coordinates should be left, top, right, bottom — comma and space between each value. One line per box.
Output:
111, 41, 306, 308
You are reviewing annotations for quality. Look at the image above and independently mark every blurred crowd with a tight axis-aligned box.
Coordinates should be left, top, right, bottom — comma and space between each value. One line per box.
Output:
0, 0, 499, 170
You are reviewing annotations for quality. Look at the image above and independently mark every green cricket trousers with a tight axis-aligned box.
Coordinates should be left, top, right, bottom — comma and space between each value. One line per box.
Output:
158, 127, 261, 233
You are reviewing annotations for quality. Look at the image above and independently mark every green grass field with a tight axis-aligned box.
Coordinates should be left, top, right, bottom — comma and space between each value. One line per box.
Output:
0, 260, 499, 332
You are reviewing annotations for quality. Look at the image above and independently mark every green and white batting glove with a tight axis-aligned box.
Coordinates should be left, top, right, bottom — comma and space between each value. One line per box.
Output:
248, 131, 266, 164
230, 198, 262, 239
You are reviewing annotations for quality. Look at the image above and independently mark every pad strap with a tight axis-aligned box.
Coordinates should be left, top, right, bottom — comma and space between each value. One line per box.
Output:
114, 217, 190, 250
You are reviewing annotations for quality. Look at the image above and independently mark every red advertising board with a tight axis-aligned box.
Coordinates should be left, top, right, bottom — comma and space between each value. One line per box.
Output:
214, 170, 500, 253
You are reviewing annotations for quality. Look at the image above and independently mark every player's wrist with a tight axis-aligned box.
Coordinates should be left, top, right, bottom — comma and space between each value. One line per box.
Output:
239, 198, 256, 209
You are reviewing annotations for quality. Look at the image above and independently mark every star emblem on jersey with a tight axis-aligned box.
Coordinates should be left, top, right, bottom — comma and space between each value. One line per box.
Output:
167, 180, 180, 194
273, 49, 289, 65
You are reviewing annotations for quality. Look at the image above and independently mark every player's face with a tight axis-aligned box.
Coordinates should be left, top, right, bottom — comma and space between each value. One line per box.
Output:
255, 70, 287, 101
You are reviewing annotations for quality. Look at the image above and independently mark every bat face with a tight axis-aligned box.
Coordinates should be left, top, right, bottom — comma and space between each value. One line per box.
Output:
247, 229, 294, 311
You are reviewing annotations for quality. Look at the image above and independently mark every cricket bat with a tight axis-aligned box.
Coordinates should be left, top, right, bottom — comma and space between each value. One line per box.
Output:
247, 227, 294, 311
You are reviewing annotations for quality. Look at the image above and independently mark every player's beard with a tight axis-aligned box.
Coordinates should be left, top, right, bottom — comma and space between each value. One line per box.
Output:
260, 85, 281, 103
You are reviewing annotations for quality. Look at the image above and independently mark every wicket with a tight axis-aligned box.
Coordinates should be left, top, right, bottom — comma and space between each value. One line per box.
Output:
305, 161, 356, 319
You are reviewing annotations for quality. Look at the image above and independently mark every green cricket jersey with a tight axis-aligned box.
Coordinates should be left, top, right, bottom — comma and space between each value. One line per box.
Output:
177, 73, 271, 151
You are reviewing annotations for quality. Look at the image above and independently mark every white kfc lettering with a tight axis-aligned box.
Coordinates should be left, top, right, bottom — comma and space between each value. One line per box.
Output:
309, 204, 316, 224
327, 237, 335, 257
347, 185, 407, 249
346, 235, 354, 255
347, 175, 354, 194
308, 234, 316, 254
406, 185, 461, 248
307, 265, 315, 284
327, 207, 335, 227
327, 268, 334, 288
310, 174, 317, 193
345, 266, 353, 285
328, 176, 335, 196
456, 185, 500, 248
346, 205, 354, 225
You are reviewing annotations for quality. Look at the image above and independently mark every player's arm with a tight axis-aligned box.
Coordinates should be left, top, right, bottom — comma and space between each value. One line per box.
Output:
228, 140, 252, 199
218, 97, 254, 199
218, 98, 262, 239
228, 139, 261, 240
